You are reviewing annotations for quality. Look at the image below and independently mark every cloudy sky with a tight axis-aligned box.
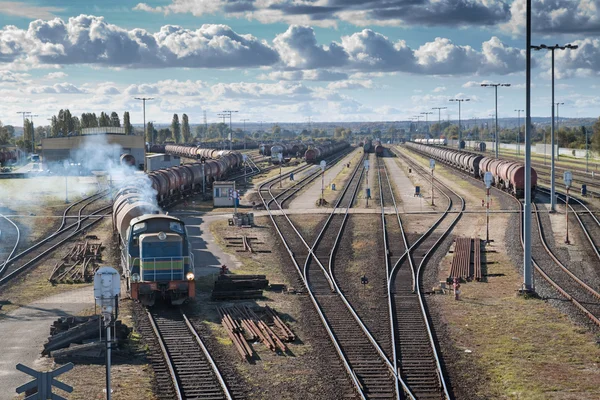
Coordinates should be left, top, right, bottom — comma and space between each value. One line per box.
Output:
0, 0, 599, 127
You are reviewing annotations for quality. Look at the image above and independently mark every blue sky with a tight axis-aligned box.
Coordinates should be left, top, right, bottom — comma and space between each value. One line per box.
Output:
1, 0, 599, 127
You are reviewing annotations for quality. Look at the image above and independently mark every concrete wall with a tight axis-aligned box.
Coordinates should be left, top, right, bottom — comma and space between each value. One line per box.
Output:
42, 134, 145, 170
146, 154, 181, 172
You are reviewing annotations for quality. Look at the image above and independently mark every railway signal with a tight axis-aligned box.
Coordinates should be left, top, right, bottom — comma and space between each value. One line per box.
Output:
320, 160, 326, 204
484, 172, 493, 244
94, 267, 121, 400
564, 171, 572, 244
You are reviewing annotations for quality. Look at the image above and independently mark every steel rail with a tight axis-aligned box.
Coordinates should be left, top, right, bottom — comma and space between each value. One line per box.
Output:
147, 310, 183, 400
258, 155, 368, 400
306, 154, 411, 398
0, 213, 20, 273
0, 206, 111, 284
539, 187, 600, 263
388, 147, 457, 399
531, 202, 600, 301
182, 313, 234, 400
377, 157, 415, 400
515, 202, 600, 327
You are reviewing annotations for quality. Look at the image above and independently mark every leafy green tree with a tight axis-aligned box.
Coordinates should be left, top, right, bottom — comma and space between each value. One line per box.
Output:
146, 122, 155, 143
0, 120, 13, 145
157, 128, 171, 143
195, 124, 206, 140
99, 112, 110, 127
171, 114, 181, 143
110, 112, 120, 127
182, 114, 191, 143
123, 112, 133, 135
591, 118, 600, 153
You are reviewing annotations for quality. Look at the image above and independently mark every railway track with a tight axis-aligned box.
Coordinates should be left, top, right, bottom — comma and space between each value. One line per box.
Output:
260, 150, 407, 399
404, 144, 600, 330
388, 148, 459, 399
137, 306, 234, 400
0, 192, 110, 284
0, 213, 20, 273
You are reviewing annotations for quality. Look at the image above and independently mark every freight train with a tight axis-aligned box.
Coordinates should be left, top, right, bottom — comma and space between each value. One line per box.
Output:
113, 186, 195, 306
374, 140, 384, 157
114, 149, 244, 305
414, 138, 448, 146
405, 142, 537, 198
305, 141, 350, 163
259, 142, 308, 158
363, 139, 373, 153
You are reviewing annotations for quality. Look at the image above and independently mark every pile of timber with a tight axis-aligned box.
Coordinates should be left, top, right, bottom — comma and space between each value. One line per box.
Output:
217, 305, 296, 362
211, 274, 269, 300
449, 237, 483, 282
43, 315, 130, 364
49, 241, 103, 284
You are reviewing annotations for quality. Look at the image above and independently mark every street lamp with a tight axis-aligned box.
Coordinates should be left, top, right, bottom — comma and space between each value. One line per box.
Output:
531, 43, 578, 212
563, 171, 572, 244
481, 83, 511, 158
134, 97, 154, 142
449, 98, 470, 146
421, 112, 433, 137
515, 109, 524, 155
432, 107, 447, 137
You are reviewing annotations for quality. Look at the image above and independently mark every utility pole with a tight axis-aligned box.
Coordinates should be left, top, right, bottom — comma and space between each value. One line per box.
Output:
241, 118, 250, 150
449, 99, 470, 146
481, 83, 511, 158
17, 111, 31, 154
421, 112, 433, 138
515, 109, 524, 156
432, 107, 447, 137
222, 110, 238, 150
531, 43, 578, 212
134, 97, 154, 142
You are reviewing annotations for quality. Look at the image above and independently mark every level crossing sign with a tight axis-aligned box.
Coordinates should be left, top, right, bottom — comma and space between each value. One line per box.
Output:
16, 363, 74, 400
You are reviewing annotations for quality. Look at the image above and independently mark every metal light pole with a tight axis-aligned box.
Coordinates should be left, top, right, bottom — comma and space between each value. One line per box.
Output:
430, 159, 435, 206
432, 107, 447, 137
421, 112, 433, 137
564, 171, 572, 244
532, 44, 578, 212
515, 109, 524, 156
523, 0, 533, 293
449, 98, 470, 146
555, 102, 564, 161
135, 97, 154, 141
484, 172, 493, 243
481, 83, 511, 158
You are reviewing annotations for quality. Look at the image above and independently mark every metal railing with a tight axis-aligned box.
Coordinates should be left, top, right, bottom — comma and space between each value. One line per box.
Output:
130, 256, 192, 281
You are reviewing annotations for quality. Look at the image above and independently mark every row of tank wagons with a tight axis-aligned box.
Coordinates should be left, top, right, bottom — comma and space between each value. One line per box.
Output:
305, 141, 350, 163
405, 142, 537, 198
413, 138, 448, 146
0, 150, 17, 166
147, 156, 242, 203
112, 187, 194, 306
374, 140, 385, 157
259, 142, 308, 158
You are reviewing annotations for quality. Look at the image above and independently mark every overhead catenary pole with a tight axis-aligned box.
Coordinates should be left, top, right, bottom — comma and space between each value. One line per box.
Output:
531, 43, 578, 212
515, 109, 524, 156
432, 107, 447, 137
523, 0, 533, 293
481, 83, 511, 158
134, 97, 154, 142
449, 98, 470, 146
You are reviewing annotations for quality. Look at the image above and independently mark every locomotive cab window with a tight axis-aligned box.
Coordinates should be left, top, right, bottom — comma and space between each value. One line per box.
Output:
170, 221, 184, 234
133, 222, 147, 234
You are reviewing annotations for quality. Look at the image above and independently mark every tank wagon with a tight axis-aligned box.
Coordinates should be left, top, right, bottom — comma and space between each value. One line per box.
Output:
363, 139, 373, 153
405, 142, 536, 198
305, 141, 349, 163
113, 186, 195, 306
374, 140, 384, 157
413, 138, 448, 146
0, 150, 17, 165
